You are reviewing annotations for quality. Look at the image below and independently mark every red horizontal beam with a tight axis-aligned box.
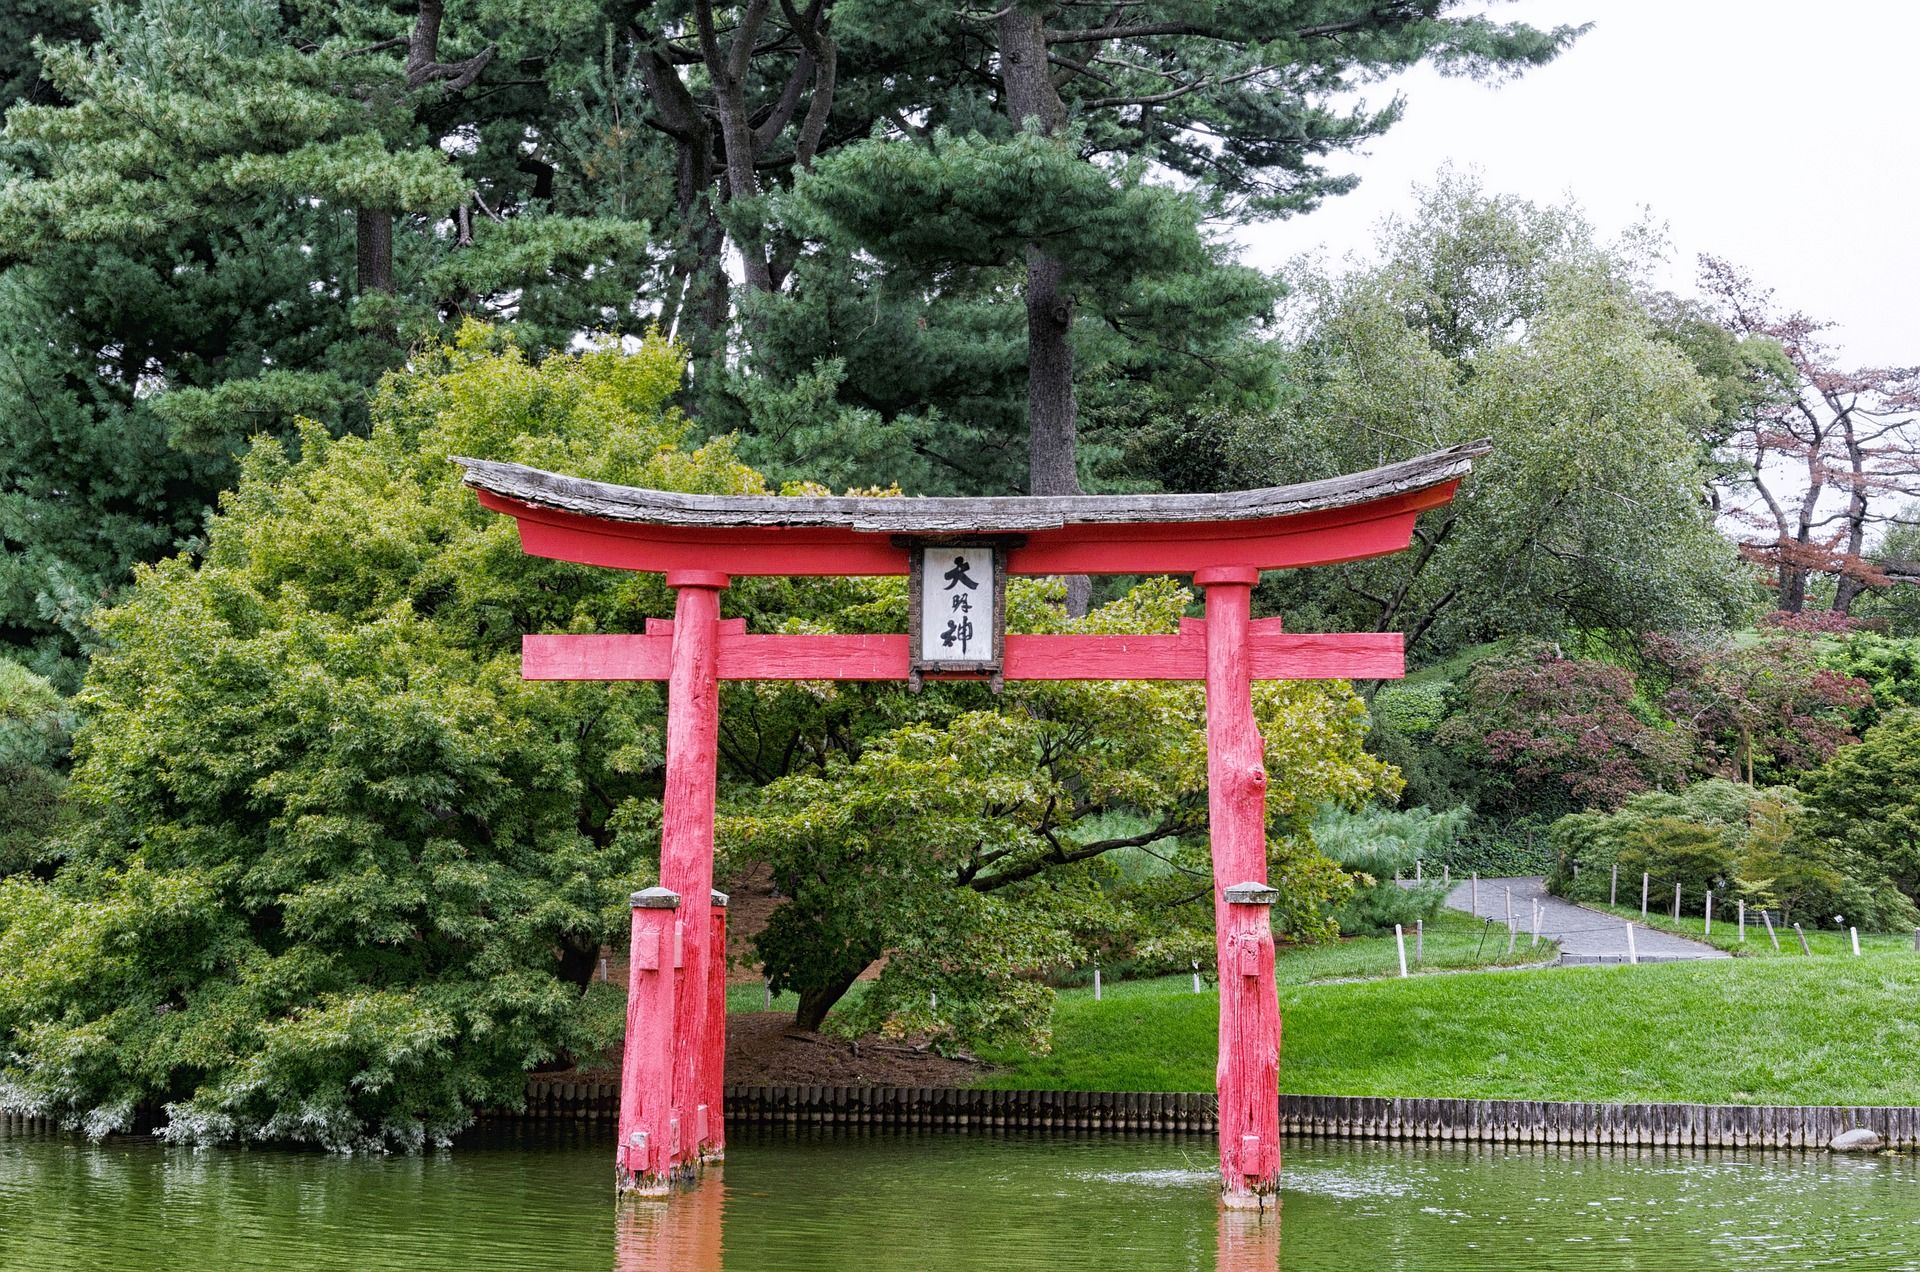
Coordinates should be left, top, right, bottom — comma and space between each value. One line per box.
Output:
522, 631, 1402, 683
478, 483, 1457, 579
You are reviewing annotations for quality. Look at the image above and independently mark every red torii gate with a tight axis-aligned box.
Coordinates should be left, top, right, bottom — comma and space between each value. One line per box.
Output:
458, 440, 1485, 1209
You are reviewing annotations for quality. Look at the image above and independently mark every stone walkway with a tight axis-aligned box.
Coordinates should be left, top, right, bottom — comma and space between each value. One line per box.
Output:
1444, 875, 1728, 965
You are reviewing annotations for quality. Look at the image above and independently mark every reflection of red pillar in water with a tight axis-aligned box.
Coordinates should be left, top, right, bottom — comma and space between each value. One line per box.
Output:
661, 571, 727, 1175
618, 888, 681, 1194
1199, 565, 1281, 1209
614, 1179, 724, 1272
702, 892, 728, 1162
1217, 1204, 1281, 1271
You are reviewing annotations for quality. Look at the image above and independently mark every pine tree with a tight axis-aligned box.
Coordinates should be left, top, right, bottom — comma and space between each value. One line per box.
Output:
0, 0, 651, 679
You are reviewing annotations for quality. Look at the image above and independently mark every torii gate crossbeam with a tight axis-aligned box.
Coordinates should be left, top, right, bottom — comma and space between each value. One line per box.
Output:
458, 440, 1486, 1210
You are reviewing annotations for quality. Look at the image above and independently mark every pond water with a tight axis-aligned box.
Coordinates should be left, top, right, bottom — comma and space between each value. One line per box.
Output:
3, 1120, 1917, 1271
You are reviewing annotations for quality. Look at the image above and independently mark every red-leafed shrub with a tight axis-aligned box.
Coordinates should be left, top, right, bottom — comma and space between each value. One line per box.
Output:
1434, 643, 1692, 817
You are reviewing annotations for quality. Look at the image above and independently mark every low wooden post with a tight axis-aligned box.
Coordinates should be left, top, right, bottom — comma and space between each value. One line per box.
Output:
1443, 865, 1450, 889
1415, 857, 1422, 883
1093, 965, 1103, 1001
1625, 923, 1638, 965
1395, 924, 1409, 978
1739, 900, 1746, 942
618, 887, 682, 1196
1610, 863, 1618, 907
1793, 923, 1811, 955
1415, 918, 1424, 966
1471, 873, 1479, 914
1763, 909, 1781, 952
1850, 926, 1862, 957
1531, 899, 1542, 947
1641, 872, 1650, 918
1705, 891, 1713, 937
1220, 882, 1282, 1209
701, 889, 728, 1162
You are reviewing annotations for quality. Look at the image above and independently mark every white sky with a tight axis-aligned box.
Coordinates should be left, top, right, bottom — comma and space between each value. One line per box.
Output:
1239, 0, 1920, 369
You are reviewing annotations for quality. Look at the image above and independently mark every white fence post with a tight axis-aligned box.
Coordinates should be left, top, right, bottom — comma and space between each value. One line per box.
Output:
1395, 925, 1409, 978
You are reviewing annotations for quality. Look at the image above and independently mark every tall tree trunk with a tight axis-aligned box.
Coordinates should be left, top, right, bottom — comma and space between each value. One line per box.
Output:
1832, 402, 1871, 614
356, 209, 395, 296
792, 962, 866, 1032
998, 6, 1090, 614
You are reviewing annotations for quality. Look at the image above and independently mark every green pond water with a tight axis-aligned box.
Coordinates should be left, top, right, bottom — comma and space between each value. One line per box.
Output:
3, 1120, 1917, 1271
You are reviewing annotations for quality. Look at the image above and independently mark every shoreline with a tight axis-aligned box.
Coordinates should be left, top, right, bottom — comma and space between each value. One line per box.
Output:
498, 1082, 1916, 1150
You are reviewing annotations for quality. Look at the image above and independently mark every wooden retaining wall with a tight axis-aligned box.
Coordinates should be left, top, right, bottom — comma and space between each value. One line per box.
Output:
498, 1080, 1920, 1149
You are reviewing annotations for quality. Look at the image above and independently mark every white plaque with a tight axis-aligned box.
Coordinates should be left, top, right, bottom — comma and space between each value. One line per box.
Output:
919, 546, 994, 663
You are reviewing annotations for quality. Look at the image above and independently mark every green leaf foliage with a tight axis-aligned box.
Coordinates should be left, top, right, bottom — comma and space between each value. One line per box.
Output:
1313, 804, 1464, 936
1798, 709, 1920, 912
0, 661, 72, 876
1172, 172, 1748, 661
721, 576, 1394, 1052
1548, 777, 1918, 931
0, 325, 760, 1148
0, 0, 654, 679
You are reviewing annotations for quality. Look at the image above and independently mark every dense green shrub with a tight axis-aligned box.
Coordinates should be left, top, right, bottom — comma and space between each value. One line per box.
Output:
1547, 777, 1917, 929
0, 326, 747, 1149
0, 663, 73, 876
1313, 805, 1462, 935
1819, 633, 1920, 727
1798, 709, 1920, 908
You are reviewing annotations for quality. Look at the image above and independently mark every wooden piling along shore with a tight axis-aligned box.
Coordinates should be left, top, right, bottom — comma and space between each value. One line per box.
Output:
491, 1082, 1920, 1149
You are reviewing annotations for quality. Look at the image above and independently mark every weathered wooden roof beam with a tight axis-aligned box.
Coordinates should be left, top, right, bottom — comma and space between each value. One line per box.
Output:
454, 439, 1490, 533
453, 439, 1490, 577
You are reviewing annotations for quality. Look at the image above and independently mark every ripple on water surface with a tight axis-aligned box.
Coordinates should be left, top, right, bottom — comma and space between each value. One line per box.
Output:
4, 1122, 1920, 1271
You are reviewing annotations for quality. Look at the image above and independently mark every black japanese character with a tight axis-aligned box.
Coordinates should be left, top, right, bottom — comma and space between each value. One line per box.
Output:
942, 555, 979, 590
941, 616, 975, 653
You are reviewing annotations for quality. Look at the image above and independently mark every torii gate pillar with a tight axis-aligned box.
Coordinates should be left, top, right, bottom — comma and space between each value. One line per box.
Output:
1199, 566, 1282, 1207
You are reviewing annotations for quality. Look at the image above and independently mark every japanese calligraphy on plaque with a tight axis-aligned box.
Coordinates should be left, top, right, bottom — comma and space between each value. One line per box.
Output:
906, 541, 1009, 687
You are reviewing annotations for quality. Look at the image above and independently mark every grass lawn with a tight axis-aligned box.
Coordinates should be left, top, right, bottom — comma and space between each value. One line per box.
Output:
980, 952, 1920, 1105
724, 909, 1540, 1018
1575, 896, 1914, 958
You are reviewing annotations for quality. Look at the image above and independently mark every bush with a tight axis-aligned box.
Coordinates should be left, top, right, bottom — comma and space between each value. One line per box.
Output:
1313, 805, 1462, 935
1819, 633, 1920, 728
1798, 709, 1920, 911
0, 326, 751, 1148
1433, 642, 1692, 818
1546, 776, 1919, 930
0, 662, 73, 876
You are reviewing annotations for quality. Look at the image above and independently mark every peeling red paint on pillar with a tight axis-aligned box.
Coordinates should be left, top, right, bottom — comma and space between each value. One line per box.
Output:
617, 888, 681, 1195
701, 891, 728, 1161
1198, 565, 1279, 1208
660, 570, 727, 1176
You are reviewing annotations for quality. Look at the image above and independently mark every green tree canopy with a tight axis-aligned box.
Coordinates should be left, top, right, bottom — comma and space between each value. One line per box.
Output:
0, 325, 758, 1149
724, 576, 1392, 1045
0, 0, 650, 683
1798, 708, 1920, 912
1166, 173, 1749, 660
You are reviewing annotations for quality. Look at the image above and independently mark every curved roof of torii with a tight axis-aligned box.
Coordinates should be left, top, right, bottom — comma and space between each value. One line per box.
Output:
454, 438, 1489, 577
